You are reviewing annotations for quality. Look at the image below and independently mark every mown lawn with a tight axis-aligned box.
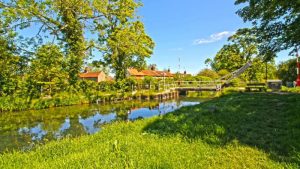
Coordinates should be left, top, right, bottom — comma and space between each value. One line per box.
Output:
0, 93, 299, 168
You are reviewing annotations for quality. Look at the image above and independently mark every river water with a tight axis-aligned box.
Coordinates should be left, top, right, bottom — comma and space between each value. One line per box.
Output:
0, 98, 200, 153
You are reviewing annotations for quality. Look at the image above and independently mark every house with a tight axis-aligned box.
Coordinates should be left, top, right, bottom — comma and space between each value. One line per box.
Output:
79, 67, 114, 82
79, 72, 108, 82
127, 68, 174, 79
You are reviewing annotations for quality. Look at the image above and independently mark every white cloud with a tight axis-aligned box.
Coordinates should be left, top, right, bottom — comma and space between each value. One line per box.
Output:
193, 31, 235, 45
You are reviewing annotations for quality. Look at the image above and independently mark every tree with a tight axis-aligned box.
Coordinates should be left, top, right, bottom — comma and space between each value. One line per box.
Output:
28, 44, 67, 96
218, 69, 230, 77
0, 0, 95, 85
0, 38, 23, 96
211, 44, 245, 72
235, 0, 300, 56
105, 21, 154, 80
87, 61, 110, 75
208, 29, 277, 82
197, 69, 219, 79
0, 0, 154, 83
277, 59, 297, 85
96, 0, 155, 81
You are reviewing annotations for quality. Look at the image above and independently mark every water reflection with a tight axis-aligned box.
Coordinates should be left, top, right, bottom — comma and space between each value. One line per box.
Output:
0, 99, 200, 152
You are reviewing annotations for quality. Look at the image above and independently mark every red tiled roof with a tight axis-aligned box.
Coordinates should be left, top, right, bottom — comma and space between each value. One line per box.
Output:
128, 68, 145, 76
79, 72, 103, 78
141, 70, 158, 76
128, 68, 174, 77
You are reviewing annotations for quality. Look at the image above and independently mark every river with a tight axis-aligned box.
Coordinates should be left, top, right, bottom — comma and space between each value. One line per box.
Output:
0, 97, 201, 153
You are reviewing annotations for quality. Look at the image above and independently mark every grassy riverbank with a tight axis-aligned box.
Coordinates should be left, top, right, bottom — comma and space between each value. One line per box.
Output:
0, 90, 174, 112
1, 93, 300, 168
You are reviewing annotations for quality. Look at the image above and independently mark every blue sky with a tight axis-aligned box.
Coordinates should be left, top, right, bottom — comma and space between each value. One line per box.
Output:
137, 0, 293, 75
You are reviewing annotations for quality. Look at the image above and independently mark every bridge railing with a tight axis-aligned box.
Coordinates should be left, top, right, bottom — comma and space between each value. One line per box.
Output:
175, 81, 222, 87
157, 81, 224, 90
131, 80, 224, 92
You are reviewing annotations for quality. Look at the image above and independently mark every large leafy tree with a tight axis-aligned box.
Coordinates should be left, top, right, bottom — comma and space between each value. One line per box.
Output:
235, 0, 300, 55
104, 21, 155, 80
95, 0, 154, 81
208, 29, 260, 72
208, 29, 277, 81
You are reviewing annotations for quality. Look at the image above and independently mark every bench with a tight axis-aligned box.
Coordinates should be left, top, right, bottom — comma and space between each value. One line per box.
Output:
245, 83, 266, 92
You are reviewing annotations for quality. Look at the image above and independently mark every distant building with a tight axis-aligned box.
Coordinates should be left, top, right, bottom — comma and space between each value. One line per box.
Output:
127, 67, 174, 79
79, 67, 113, 82
79, 72, 108, 82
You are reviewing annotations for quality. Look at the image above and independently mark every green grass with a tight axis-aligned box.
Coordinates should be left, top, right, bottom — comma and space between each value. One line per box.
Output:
1, 93, 300, 168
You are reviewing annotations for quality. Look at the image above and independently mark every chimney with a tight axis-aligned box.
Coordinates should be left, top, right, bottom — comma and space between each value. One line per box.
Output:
184, 70, 187, 74
151, 65, 155, 71
167, 68, 171, 73
84, 67, 91, 73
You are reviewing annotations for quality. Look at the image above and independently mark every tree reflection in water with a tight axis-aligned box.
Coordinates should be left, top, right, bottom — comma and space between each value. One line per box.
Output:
0, 99, 200, 152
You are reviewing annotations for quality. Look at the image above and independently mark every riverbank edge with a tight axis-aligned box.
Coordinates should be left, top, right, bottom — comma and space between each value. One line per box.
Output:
0, 90, 185, 112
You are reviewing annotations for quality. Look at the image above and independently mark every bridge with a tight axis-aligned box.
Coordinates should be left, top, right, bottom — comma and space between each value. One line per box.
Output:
169, 81, 223, 92
157, 61, 252, 92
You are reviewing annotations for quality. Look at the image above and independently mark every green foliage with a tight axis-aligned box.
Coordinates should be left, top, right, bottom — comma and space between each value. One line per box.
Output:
103, 21, 155, 80
194, 76, 213, 81
228, 78, 245, 87
218, 69, 230, 77
212, 44, 245, 72
0, 96, 28, 112
235, 0, 300, 55
98, 81, 116, 92
209, 29, 277, 82
197, 69, 219, 79
28, 44, 68, 96
0, 0, 154, 86
143, 76, 154, 86
0, 92, 88, 112
0, 37, 24, 96
281, 86, 300, 93
0, 0, 156, 102
241, 58, 277, 82
277, 59, 297, 85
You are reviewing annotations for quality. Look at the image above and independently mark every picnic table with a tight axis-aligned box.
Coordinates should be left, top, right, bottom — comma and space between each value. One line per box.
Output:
245, 83, 266, 92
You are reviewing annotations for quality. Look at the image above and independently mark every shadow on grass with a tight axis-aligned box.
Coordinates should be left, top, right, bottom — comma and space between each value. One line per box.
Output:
143, 92, 300, 165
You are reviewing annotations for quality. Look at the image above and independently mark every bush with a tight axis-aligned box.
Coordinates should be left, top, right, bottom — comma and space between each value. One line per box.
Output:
218, 69, 230, 77
228, 78, 246, 87
194, 76, 212, 81
281, 86, 300, 93
197, 69, 219, 79
0, 96, 28, 112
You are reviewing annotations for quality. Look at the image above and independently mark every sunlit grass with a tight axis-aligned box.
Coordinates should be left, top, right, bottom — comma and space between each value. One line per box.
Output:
1, 93, 299, 168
